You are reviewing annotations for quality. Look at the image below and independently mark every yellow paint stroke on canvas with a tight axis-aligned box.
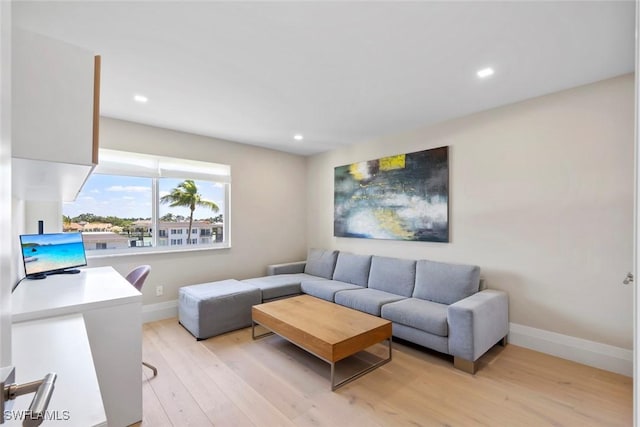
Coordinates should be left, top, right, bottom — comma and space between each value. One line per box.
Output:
374, 209, 414, 239
379, 154, 406, 171
349, 162, 370, 181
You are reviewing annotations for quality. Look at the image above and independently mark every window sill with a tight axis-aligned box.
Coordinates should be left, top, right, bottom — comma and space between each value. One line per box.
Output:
86, 243, 231, 260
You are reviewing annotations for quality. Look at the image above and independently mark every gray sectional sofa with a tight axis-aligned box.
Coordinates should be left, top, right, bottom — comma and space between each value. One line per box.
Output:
179, 248, 509, 374
251, 249, 509, 374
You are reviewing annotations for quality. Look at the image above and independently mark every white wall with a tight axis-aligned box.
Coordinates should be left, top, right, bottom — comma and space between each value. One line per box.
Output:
307, 74, 634, 351
24, 201, 61, 234
87, 118, 308, 305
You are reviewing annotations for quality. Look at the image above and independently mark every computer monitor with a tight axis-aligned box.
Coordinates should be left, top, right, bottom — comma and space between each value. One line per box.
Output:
20, 232, 87, 279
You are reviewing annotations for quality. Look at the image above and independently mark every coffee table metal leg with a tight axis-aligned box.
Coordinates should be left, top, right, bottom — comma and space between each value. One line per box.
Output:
251, 321, 274, 340
330, 338, 392, 391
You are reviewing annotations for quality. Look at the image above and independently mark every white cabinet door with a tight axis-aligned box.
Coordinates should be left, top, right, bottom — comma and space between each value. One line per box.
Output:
11, 29, 100, 202
634, 4, 639, 425
12, 28, 97, 166
0, 0, 12, 368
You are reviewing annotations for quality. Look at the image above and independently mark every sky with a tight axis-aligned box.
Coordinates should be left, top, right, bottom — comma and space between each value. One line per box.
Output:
63, 174, 225, 219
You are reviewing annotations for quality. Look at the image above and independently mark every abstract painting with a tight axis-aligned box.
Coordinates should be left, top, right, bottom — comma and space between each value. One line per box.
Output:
334, 146, 449, 242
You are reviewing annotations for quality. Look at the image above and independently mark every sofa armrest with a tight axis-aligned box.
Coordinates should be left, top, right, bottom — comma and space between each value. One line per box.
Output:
267, 261, 306, 276
447, 289, 509, 362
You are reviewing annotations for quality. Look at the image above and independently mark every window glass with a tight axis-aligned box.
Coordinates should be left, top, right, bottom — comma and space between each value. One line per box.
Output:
63, 175, 152, 252
158, 178, 225, 247
62, 152, 230, 255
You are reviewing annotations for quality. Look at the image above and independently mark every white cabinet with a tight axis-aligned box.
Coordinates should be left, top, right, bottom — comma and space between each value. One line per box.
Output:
11, 315, 107, 427
12, 28, 100, 201
12, 267, 143, 426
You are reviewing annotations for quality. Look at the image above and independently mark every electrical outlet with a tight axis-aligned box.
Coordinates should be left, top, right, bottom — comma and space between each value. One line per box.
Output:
155, 285, 163, 297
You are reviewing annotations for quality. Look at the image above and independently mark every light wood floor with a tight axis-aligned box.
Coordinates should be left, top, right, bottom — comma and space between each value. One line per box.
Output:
137, 318, 632, 426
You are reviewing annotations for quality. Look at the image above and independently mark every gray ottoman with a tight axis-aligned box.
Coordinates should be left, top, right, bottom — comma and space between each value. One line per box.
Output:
178, 279, 261, 340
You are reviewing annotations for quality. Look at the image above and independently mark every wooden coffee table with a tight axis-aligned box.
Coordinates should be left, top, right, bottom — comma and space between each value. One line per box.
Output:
251, 294, 392, 390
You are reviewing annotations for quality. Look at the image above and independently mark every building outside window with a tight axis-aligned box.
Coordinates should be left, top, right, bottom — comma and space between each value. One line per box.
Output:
63, 149, 230, 255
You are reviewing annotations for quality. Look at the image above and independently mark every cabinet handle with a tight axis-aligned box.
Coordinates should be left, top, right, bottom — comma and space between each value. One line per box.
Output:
26, 373, 57, 424
2, 372, 57, 425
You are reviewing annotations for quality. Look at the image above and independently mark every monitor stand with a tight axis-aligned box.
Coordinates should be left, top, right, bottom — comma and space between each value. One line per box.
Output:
47, 269, 82, 276
27, 269, 81, 280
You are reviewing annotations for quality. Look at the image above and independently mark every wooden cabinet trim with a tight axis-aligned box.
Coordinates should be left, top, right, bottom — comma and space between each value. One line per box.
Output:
92, 55, 101, 165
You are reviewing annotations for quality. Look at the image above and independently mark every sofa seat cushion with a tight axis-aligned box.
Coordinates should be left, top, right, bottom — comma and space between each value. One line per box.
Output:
413, 260, 480, 305
368, 256, 416, 297
242, 273, 324, 301
334, 288, 405, 316
301, 279, 363, 302
381, 298, 449, 337
332, 252, 372, 287
304, 248, 339, 279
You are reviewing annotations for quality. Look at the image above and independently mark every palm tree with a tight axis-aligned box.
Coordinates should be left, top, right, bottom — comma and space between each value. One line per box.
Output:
160, 180, 219, 244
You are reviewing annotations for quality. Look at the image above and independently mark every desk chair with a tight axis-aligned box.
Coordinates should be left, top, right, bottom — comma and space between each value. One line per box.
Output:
125, 265, 158, 377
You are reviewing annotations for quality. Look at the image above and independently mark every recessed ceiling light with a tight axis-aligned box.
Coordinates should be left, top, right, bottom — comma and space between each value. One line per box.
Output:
293, 134, 304, 141
476, 67, 495, 79
133, 94, 148, 103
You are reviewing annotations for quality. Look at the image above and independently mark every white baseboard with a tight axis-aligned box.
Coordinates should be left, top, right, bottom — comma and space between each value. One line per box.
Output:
139, 302, 633, 377
142, 300, 178, 324
509, 322, 632, 377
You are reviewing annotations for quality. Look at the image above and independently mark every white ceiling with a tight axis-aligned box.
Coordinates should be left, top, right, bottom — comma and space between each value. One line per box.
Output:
12, 1, 635, 156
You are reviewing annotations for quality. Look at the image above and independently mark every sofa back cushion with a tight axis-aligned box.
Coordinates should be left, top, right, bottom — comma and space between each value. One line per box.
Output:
368, 256, 416, 297
332, 252, 372, 287
304, 248, 339, 279
413, 259, 480, 305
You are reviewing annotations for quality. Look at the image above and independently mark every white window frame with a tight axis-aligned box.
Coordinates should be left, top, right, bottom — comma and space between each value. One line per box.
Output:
77, 149, 231, 258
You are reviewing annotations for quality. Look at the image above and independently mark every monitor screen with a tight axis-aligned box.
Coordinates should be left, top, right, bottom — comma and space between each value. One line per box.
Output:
20, 232, 87, 277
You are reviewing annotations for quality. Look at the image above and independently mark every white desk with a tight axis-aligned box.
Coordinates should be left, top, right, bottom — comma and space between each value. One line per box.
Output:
12, 266, 142, 427
10, 315, 107, 426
